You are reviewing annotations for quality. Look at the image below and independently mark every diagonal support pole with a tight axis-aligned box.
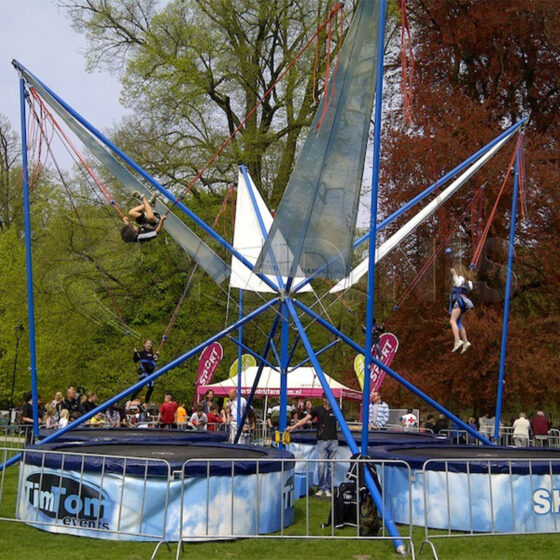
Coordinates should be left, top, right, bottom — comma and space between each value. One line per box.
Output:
293, 299, 492, 446
0, 297, 278, 471
286, 299, 406, 554
234, 312, 282, 443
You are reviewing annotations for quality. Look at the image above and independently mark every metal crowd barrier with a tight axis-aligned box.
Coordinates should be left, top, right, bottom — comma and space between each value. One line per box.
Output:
0, 424, 36, 449
0, 446, 171, 559
419, 456, 560, 560
175, 457, 415, 559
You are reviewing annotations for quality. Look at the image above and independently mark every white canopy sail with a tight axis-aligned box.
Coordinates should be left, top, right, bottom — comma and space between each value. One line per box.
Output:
230, 168, 312, 293
329, 129, 517, 293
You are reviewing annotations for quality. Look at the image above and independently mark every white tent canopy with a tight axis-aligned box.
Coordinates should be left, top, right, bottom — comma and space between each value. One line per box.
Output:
197, 366, 362, 401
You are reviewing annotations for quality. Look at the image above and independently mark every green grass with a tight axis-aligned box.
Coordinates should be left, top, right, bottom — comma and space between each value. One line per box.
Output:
1, 466, 559, 560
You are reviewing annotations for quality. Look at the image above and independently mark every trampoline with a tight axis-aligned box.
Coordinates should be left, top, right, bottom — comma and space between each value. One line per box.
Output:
365, 444, 560, 533
287, 429, 448, 491
18, 441, 295, 541
38, 427, 228, 444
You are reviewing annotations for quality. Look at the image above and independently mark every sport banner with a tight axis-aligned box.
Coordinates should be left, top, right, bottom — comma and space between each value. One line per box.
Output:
196, 342, 223, 393
353, 332, 399, 395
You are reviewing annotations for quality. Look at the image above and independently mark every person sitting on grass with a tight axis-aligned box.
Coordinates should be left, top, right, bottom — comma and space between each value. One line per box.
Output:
121, 191, 167, 243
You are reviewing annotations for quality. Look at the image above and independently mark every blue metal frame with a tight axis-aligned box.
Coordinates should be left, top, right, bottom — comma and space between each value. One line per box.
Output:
236, 289, 244, 427
1, 297, 278, 471
12, 60, 278, 293
233, 313, 282, 444
19, 78, 40, 438
291, 338, 340, 370
286, 298, 405, 552
494, 137, 523, 441
226, 335, 279, 371
278, 302, 290, 439
293, 298, 492, 446
362, 0, 387, 455
292, 119, 525, 294
240, 164, 284, 290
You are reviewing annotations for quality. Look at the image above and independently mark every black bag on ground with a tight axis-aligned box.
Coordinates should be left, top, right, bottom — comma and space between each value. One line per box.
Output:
321, 457, 382, 535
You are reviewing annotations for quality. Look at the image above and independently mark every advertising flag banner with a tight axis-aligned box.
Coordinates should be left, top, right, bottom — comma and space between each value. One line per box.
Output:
196, 342, 223, 390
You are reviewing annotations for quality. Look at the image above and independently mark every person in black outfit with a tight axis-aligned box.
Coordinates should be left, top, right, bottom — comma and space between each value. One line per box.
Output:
82, 391, 98, 414
288, 393, 339, 497
130, 339, 158, 404
424, 414, 435, 433
61, 385, 83, 421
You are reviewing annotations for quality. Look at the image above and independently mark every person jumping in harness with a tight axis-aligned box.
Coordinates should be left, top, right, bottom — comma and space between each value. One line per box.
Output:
121, 191, 167, 243
449, 267, 474, 353
130, 339, 158, 404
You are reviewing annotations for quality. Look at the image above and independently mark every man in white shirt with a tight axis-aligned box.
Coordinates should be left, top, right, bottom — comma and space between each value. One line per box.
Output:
228, 388, 247, 443
368, 391, 389, 430
512, 412, 530, 447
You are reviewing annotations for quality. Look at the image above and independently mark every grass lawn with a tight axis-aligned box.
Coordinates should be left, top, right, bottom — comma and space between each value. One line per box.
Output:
1, 465, 558, 560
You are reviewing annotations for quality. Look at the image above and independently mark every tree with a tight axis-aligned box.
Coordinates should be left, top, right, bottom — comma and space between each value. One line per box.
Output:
374, 0, 560, 417
0, 115, 21, 231
63, 0, 351, 207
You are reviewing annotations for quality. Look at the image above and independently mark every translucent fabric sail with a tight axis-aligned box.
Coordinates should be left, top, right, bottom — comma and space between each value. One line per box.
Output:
256, 0, 379, 281
21, 68, 230, 285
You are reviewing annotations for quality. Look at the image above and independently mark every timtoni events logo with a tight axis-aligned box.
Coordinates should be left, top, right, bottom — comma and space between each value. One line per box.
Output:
24, 473, 112, 530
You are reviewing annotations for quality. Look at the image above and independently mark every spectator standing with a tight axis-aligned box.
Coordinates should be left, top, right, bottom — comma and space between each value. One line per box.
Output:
532, 411, 550, 447
512, 412, 530, 447
368, 391, 389, 430
239, 406, 257, 444
58, 409, 70, 429
158, 393, 178, 429
287, 393, 339, 497
424, 414, 435, 433
400, 409, 418, 431
105, 406, 121, 428
176, 402, 187, 430
466, 417, 478, 444
44, 405, 58, 429
434, 414, 449, 434
207, 404, 222, 431
201, 390, 216, 414
82, 392, 98, 414
228, 388, 247, 443
50, 392, 63, 422
61, 386, 83, 421
190, 404, 208, 431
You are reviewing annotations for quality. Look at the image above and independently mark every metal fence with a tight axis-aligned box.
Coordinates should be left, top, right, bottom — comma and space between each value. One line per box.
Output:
175, 456, 415, 559
0, 446, 415, 558
439, 427, 560, 448
418, 456, 560, 560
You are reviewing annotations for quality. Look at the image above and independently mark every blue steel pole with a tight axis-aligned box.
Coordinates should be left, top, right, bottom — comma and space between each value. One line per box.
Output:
278, 303, 290, 444
362, 0, 387, 456
352, 119, 526, 249
1, 297, 278, 471
291, 338, 340, 370
286, 299, 406, 554
226, 335, 279, 370
293, 299, 492, 446
19, 79, 40, 439
239, 165, 285, 290
292, 119, 525, 294
237, 289, 244, 429
494, 138, 522, 441
13, 61, 278, 293
234, 313, 282, 444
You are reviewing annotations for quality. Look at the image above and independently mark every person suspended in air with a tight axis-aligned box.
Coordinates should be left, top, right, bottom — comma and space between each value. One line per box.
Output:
129, 339, 158, 404
362, 318, 384, 360
449, 267, 474, 353
121, 191, 167, 243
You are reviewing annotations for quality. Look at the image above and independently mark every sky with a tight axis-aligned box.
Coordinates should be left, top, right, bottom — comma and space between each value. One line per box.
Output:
0, 0, 128, 135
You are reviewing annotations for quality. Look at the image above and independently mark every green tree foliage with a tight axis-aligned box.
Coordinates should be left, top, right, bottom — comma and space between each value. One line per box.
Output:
64, 0, 350, 207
